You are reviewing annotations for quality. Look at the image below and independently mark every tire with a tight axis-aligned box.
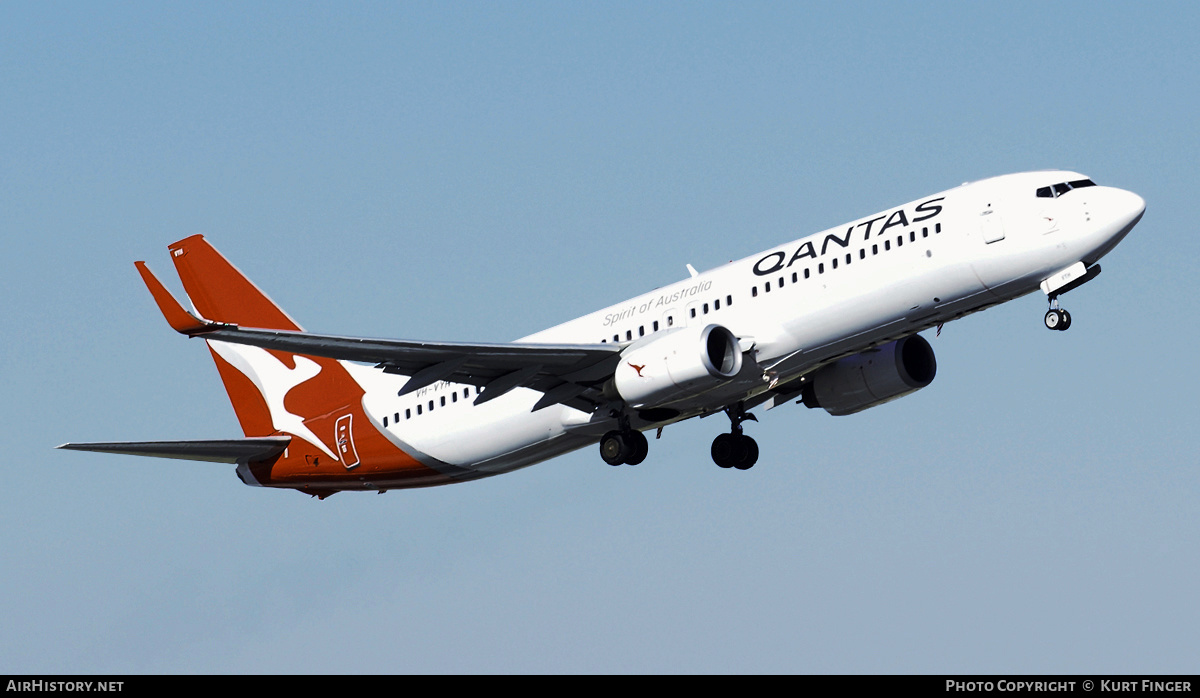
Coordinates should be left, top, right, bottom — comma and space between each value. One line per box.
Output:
1058, 309, 1072, 331
733, 435, 759, 470
625, 431, 649, 466
711, 433, 736, 468
600, 431, 629, 466
1044, 309, 1061, 330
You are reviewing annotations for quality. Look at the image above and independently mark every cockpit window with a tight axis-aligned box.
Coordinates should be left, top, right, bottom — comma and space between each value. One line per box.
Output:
1036, 178, 1097, 198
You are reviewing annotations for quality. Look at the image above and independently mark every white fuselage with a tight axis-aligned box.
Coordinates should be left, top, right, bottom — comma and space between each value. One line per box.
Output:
346, 171, 1144, 479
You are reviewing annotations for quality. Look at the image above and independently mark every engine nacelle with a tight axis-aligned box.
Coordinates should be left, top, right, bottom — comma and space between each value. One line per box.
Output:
613, 324, 743, 408
801, 335, 936, 416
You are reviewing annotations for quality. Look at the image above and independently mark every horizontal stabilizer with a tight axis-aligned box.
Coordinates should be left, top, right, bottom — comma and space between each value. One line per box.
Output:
57, 437, 291, 464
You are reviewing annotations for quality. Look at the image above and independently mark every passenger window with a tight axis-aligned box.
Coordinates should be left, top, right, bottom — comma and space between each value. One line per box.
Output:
440, 396, 446, 407
394, 412, 399, 422
653, 320, 659, 331
818, 263, 825, 274
639, 326, 645, 336
726, 295, 732, 306
406, 409, 411, 419
752, 287, 758, 297
383, 416, 389, 427
804, 268, 810, 279
703, 303, 709, 314
713, 299, 720, 310
832, 258, 838, 269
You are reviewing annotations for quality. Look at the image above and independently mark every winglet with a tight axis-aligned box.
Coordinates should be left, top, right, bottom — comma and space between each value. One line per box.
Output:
134, 261, 218, 335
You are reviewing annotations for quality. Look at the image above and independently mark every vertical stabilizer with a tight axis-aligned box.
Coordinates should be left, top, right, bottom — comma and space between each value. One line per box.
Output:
169, 235, 304, 331
162, 236, 356, 441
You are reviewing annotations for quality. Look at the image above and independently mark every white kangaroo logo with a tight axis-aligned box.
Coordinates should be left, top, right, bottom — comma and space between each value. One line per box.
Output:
208, 341, 338, 460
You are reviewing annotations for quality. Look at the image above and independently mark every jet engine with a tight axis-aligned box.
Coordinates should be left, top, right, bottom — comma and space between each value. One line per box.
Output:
613, 324, 743, 408
800, 335, 936, 416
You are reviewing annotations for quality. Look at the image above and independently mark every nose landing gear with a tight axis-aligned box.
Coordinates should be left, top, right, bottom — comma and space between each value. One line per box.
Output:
711, 402, 759, 470
1041, 262, 1101, 332
1044, 303, 1072, 331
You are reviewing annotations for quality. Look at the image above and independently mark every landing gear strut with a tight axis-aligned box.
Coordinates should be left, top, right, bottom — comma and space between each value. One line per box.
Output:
600, 413, 648, 466
711, 402, 759, 470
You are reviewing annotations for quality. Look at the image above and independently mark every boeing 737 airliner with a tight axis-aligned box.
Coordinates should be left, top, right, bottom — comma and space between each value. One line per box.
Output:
60, 171, 1145, 498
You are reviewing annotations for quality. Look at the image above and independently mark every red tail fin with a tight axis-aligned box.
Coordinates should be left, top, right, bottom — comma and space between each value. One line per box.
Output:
160, 235, 351, 439
139, 237, 441, 489
169, 235, 303, 331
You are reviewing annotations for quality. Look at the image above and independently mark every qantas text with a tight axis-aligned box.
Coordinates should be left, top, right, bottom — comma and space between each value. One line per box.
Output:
752, 197, 945, 276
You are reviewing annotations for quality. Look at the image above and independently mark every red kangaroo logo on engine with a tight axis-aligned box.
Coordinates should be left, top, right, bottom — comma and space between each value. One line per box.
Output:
628, 362, 647, 377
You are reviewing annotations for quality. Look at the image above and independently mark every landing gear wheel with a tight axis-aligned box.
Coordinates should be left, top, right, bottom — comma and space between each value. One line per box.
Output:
1045, 304, 1072, 332
1044, 309, 1062, 330
732, 435, 759, 470
625, 430, 649, 466
600, 429, 649, 466
712, 432, 759, 470
600, 431, 630, 466
712, 433, 737, 468
711, 402, 761, 470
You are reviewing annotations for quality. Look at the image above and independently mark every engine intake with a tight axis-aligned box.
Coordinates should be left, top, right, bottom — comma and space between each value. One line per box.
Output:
614, 324, 743, 408
801, 335, 936, 416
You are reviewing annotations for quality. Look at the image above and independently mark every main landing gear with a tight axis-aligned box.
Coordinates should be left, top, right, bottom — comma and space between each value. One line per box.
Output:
1044, 298, 1072, 332
711, 403, 759, 470
600, 422, 649, 466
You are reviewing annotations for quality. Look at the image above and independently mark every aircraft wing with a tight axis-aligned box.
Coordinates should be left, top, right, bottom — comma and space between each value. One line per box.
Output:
136, 261, 622, 411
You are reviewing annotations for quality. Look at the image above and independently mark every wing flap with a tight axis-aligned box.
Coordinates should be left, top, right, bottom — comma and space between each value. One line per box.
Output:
57, 437, 292, 464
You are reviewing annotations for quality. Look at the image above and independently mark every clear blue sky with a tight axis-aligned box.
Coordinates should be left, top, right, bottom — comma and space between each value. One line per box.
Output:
2, 1, 1197, 673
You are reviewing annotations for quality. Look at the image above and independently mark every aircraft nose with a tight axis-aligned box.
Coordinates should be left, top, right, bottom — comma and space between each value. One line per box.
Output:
1112, 188, 1146, 227
1081, 186, 1145, 263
